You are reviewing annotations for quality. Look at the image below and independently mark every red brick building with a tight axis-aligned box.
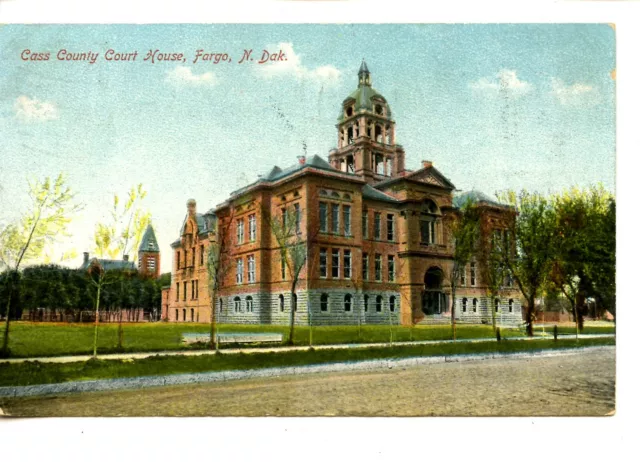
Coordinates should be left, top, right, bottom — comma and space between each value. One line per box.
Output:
167, 61, 522, 326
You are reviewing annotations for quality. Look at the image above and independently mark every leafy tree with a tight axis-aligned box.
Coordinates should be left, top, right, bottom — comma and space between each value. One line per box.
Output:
496, 190, 558, 337
0, 173, 82, 357
447, 199, 481, 340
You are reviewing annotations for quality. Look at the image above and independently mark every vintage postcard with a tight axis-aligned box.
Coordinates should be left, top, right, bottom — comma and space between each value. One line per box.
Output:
0, 23, 616, 418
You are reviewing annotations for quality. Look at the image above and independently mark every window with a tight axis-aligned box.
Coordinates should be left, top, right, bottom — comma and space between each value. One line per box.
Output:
175, 309, 178, 320
236, 219, 245, 244
473, 299, 478, 313
184, 250, 188, 268
460, 265, 466, 286
364, 294, 369, 312
183, 309, 186, 321
147, 256, 156, 271
332, 249, 340, 278
388, 255, 395, 282
362, 253, 369, 281
344, 294, 352, 312
374, 213, 381, 239
236, 258, 244, 284
190, 309, 194, 322
376, 295, 383, 312
246, 296, 253, 313
199, 245, 204, 266
319, 202, 328, 232
331, 204, 340, 234
375, 254, 382, 281
344, 250, 352, 279
234, 297, 241, 313
320, 248, 327, 278
176, 251, 180, 269
248, 255, 256, 283
183, 281, 187, 301
462, 298, 468, 313
191, 280, 195, 299
191, 246, 196, 267
281, 207, 287, 229
494, 298, 500, 313
175, 282, 179, 301
362, 212, 369, 239
281, 254, 286, 280
509, 299, 514, 313
294, 203, 301, 234
387, 214, 395, 241
420, 220, 436, 244
279, 294, 285, 312
320, 293, 329, 312
343, 205, 351, 236
249, 214, 256, 241
219, 298, 223, 313
293, 294, 297, 312
470, 262, 477, 286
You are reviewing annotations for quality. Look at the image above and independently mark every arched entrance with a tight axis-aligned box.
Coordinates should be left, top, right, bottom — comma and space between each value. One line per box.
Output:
422, 267, 447, 315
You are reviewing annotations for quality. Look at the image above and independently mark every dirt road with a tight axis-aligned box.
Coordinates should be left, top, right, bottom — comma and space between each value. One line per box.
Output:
0, 347, 615, 416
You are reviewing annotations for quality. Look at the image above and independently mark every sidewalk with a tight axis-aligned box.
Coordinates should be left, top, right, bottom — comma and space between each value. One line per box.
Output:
0, 333, 615, 364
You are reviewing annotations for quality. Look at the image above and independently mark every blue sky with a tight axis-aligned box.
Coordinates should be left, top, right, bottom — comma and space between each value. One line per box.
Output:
0, 24, 615, 272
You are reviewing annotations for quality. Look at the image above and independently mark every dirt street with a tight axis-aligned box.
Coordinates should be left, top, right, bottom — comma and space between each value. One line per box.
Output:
0, 347, 615, 416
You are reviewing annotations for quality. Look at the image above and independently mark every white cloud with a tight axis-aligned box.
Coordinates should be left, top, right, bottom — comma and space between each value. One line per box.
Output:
165, 66, 218, 86
469, 69, 533, 98
551, 78, 598, 106
13, 96, 58, 122
256, 43, 341, 85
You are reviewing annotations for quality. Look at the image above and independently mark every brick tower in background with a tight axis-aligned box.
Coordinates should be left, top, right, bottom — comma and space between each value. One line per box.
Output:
138, 223, 161, 279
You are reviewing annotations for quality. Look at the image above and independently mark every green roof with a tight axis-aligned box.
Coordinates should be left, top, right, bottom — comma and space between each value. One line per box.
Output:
139, 224, 160, 253
362, 184, 398, 203
337, 85, 390, 122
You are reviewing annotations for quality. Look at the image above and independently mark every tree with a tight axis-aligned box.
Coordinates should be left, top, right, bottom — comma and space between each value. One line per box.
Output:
447, 199, 481, 341
0, 173, 82, 357
550, 185, 615, 334
92, 184, 151, 351
205, 212, 233, 350
478, 221, 510, 333
496, 190, 558, 337
266, 204, 311, 346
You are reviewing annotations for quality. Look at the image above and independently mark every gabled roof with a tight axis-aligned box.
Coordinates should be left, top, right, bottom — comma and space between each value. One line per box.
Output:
79, 258, 136, 272
362, 184, 399, 203
375, 165, 456, 191
139, 224, 160, 253
453, 190, 506, 208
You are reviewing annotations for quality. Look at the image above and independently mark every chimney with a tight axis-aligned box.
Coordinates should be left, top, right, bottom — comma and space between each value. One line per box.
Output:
187, 198, 196, 216
123, 255, 129, 262
83, 252, 89, 264
297, 155, 306, 165
422, 160, 433, 169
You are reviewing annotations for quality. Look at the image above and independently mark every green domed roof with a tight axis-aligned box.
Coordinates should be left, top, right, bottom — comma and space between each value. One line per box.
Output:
337, 60, 392, 122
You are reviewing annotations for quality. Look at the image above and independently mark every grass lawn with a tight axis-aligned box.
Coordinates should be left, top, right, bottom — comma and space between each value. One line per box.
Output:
0, 321, 615, 358
0, 336, 615, 388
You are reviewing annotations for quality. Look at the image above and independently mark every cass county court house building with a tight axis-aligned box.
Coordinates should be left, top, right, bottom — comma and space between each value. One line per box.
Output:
165, 62, 522, 326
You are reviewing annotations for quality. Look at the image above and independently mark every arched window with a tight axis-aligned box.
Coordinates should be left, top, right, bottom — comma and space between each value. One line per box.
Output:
175, 309, 178, 321
389, 296, 396, 312
182, 309, 186, 321
343, 193, 351, 200
344, 294, 352, 312
494, 298, 500, 313
508, 299, 514, 313
319, 189, 328, 196
375, 125, 382, 143
293, 294, 298, 312
462, 298, 468, 313
234, 296, 241, 313
218, 298, 223, 313
364, 294, 369, 312
279, 294, 285, 312
331, 191, 340, 198
376, 295, 383, 312
320, 293, 329, 312
472, 298, 478, 313
346, 106, 353, 117
246, 296, 253, 313
190, 308, 194, 322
